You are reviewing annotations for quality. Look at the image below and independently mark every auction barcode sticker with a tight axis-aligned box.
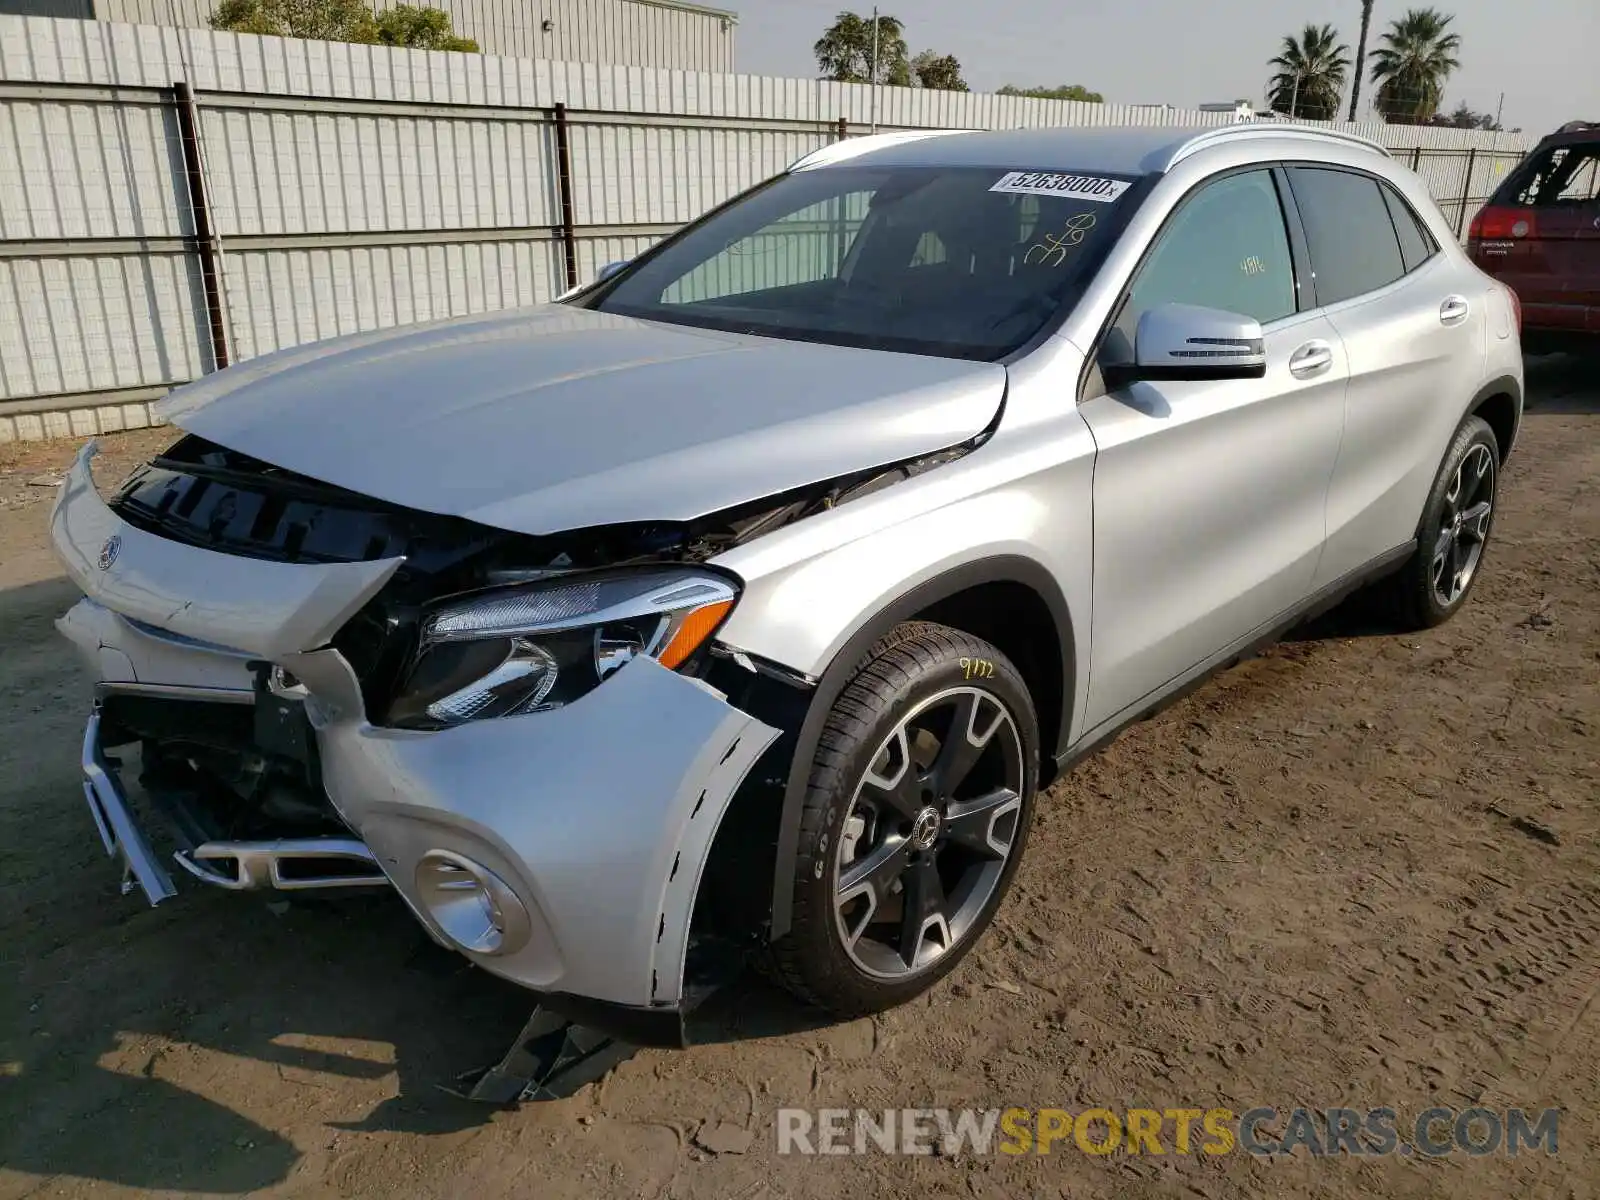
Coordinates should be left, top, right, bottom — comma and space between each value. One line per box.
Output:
989, 172, 1130, 203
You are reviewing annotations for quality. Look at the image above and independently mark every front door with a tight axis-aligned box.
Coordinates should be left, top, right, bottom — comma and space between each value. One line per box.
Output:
1079, 168, 1348, 731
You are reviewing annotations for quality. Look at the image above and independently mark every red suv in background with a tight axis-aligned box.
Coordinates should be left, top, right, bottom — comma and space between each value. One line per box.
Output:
1469, 121, 1600, 356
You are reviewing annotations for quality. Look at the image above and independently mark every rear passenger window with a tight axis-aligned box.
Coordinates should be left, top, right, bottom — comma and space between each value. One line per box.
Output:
1380, 184, 1438, 273
1288, 168, 1406, 307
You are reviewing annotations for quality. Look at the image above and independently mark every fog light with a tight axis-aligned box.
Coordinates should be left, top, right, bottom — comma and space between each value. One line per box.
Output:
414, 850, 531, 956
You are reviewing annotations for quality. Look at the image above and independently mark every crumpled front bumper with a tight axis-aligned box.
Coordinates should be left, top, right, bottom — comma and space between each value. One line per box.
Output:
80, 710, 179, 905
52, 441, 781, 1013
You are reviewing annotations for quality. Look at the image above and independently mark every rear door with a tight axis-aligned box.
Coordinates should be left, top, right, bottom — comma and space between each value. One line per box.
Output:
1290, 166, 1490, 587
1476, 138, 1600, 332
1078, 168, 1348, 731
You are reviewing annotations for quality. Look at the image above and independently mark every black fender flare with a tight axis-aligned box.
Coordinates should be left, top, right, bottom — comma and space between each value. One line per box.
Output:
1463, 372, 1523, 457
766, 554, 1076, 939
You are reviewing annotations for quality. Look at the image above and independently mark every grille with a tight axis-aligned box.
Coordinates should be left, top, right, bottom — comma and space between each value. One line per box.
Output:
109, 435, 504, 572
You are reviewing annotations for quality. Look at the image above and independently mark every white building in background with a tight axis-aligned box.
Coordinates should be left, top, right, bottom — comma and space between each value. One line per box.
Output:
0, 0, 739, 70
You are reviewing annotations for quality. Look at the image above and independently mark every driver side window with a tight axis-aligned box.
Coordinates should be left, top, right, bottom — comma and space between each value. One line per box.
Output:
1110, 169, 1297, 355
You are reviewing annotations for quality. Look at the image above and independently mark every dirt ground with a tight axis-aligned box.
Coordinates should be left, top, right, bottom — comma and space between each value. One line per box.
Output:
1, 355, 1596, 1199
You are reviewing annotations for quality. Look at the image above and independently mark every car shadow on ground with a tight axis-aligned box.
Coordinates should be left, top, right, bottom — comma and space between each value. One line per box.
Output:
0, 574, 867, 1194
1524, 352, 1599, 413
0, 574, 533, 1191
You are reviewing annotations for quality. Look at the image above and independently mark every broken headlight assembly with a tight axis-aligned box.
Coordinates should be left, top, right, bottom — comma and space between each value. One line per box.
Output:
386, 569, 738, 729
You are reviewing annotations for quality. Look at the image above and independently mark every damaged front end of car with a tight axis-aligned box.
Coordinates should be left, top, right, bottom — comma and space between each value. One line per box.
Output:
54, 428, 977, 1054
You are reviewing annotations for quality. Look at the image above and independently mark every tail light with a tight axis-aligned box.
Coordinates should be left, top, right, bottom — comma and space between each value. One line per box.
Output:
1469, 205, 1538, 244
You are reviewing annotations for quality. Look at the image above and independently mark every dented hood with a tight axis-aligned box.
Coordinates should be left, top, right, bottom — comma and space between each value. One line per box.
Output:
159, 306, 1007, 535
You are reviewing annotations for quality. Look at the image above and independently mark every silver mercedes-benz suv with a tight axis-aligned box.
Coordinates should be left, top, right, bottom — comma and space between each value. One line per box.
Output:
52, 123, 1524, 1044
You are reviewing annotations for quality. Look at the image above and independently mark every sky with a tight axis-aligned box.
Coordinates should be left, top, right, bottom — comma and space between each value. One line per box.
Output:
725, 0, 1600, 136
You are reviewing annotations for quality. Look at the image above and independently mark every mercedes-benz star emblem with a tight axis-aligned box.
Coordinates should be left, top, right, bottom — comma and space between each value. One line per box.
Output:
97, 534, 121, 571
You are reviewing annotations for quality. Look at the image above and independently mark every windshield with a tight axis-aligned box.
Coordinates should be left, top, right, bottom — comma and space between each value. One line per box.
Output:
587, 165, 1142, 360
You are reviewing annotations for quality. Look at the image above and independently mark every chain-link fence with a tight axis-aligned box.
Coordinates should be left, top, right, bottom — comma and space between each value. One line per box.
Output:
1401, 145, 1528, 238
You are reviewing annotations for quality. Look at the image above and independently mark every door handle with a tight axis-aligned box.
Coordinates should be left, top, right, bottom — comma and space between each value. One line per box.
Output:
1440, 295, 1471, 325
1288, 339, 1333, 378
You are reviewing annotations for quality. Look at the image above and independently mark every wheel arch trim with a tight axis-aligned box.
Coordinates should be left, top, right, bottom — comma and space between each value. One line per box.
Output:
766, 554, 1076, 940
1464, 372, 1523, 461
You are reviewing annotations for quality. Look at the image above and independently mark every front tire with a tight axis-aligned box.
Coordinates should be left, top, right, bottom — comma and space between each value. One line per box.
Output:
1383, 414, 1500, 629
769, 622, 1039, 1016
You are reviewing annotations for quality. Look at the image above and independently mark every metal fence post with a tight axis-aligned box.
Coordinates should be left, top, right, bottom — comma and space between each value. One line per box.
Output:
553, 102, 579, 292
172, 80, 230, 371
836, 116, 847, 141
1410, 147, 1422, 171
1457, 147, 1478, 238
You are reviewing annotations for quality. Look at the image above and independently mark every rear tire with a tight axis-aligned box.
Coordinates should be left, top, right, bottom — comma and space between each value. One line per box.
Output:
1381, 415, 1500, 630
769, 622, 1038, 1017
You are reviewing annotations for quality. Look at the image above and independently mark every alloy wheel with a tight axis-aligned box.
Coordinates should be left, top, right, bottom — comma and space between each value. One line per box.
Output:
832, 686, 1025, 979
1430, 442, 1495, 608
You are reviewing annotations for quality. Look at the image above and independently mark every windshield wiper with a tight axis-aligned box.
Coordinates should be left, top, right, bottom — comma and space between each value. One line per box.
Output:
984, 291, 1060, 332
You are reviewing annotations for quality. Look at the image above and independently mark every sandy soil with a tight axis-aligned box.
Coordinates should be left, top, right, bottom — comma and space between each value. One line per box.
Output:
1, 356, 1596, 1199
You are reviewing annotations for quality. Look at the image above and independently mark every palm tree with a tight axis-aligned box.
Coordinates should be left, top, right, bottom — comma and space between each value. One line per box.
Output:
1369, 8, 1462, 123
1347, 0, 1375, 120
1266, 24, 1351, 120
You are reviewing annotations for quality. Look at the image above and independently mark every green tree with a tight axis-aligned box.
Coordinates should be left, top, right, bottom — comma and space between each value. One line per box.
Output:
1370, 7, 1462, 123
1434, 99, 1499, 129
211, 0, 477, 50
910, 50, 967, 91
813, 12, 910, 85
995, 83, 1104, 102
374, 3, 477, 50
1266, 23, 1350, 120
211, 0, 376, 42
1347, 0, 1374, 119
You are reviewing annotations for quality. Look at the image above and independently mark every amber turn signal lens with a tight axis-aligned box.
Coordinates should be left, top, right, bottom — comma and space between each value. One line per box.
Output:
657, 600, 734, 669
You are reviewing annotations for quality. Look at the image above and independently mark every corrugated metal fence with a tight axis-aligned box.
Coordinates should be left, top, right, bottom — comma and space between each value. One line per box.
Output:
0, 15, 1534, 438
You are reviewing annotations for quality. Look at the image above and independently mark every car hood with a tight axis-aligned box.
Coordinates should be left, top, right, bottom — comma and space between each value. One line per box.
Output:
158, 306, 1007, 536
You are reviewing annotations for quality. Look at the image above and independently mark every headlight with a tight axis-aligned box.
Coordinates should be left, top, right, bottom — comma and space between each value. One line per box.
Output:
386, 569, 737, 729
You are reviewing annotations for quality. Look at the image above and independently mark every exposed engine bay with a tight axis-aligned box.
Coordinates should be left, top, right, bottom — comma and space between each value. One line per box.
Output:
98, 432, 978, 887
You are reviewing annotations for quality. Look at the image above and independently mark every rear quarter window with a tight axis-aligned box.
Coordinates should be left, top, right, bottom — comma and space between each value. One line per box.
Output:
1288, 167, 1407, 307
1379, 183, 1439, 273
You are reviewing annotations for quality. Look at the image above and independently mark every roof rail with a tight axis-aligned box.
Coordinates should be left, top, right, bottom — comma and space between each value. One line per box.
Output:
1554, 120, 1599, 134
788, 129, 971, 171
1165, 123, 1391, 169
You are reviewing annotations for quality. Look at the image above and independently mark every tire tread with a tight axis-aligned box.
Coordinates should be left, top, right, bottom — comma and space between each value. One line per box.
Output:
767, 621, 1036, 1014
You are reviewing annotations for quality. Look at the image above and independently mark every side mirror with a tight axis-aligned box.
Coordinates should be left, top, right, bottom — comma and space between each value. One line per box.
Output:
1108, 303, 1267, 388
555, 259, 632, 304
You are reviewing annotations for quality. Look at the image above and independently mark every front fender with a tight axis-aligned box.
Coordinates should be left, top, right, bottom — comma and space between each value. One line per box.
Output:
281, 649, 779, 1013
709, 418, 1096, 941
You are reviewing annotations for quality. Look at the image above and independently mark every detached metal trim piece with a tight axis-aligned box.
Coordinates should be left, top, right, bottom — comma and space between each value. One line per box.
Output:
709, 641, 820, 688
173, 838, 387, 891
80, 712, 178, 905
95, 681, 255, 705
